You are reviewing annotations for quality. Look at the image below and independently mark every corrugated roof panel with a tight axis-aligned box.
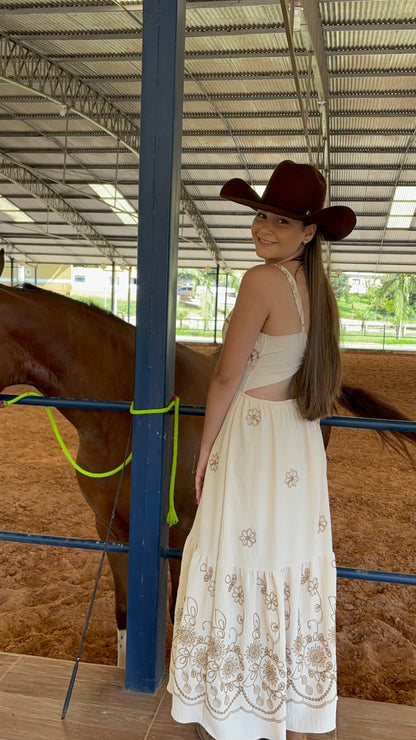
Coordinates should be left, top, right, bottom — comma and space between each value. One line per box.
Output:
328, 50, 416, 74
322, 0, 416, 24
331, 115, 416, 134
2, 12, 136, 34
325, 28, 416, 51
183, 98, 311, 116
185, 30, 289, 57
185, 77, 298, 97
330, 73, 416, 96
0, 0, 414, 271
330, 94, 416, 115
186, 3, 281, 27
185, 55, 296, 77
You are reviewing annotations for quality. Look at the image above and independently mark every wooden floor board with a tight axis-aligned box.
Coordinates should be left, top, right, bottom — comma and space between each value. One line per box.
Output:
0, 652, 414, 739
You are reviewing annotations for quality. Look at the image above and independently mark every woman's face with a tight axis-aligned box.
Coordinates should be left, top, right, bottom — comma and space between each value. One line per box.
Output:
251, 209, 316, 265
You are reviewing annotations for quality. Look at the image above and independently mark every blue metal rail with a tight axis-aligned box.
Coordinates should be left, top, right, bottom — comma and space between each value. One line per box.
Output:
0, 532, 414, 587
2, 394, 416, 433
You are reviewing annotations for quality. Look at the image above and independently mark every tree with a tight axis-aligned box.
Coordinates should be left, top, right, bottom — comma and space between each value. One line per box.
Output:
330, 271, 351, 301
372, 273, 416, 338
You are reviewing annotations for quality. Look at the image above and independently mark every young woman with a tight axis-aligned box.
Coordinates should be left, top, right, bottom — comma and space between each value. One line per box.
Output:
168, 160, 356, 740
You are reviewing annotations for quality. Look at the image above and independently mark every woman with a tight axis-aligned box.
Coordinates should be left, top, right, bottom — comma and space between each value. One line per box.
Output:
168, 160, 356, 740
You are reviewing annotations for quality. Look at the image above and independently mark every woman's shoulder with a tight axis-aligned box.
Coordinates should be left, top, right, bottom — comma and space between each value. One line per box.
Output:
241, 263, 289, 291
243, 262, 289, 280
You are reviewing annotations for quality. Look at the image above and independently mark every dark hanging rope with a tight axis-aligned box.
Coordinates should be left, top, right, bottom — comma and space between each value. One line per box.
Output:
61, 421, 133, 720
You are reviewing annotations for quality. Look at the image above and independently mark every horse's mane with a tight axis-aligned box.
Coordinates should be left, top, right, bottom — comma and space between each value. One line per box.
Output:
17, 282, 129, 326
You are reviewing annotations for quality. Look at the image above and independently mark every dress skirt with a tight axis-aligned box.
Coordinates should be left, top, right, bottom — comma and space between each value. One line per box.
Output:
168, 392, 337, 740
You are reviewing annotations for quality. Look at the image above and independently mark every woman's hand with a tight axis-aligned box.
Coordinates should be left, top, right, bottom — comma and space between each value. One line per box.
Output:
195, 449, 211, 504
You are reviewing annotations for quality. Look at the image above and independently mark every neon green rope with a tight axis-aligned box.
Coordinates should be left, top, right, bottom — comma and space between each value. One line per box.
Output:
130, 395, 179, 526
2, 391, 180, 526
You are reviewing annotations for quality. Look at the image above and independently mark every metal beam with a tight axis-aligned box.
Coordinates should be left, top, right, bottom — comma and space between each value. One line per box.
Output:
0, 150, 124, 262
0, 36, 138, 153
187, 0, 278, 6
0, 35, 220, 264
2, 107, 416, 123
0, 0, 117, 14
46, 43, 416, 64
80, 66, 416, 84
300, 0, 330, 171
10, 23, 285, 41
181, 184, 225, 266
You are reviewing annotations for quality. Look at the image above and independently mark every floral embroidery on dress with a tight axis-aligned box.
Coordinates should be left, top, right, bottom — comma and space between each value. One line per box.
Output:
239, 528, 256, 547
285, 468, 299, 487
225, 574, 245, 605
286, 572, 336, 702
209, 452, 219, 472
171, 558, 337, 721
257, 576, 278, 612
170, 596, 287, 717
200, 562, 215, 596
318, 515, 328, 533
301, 566, 310, 585
248, 348, 260, 369
307, 577, 319, 597
245, 406, 261, 426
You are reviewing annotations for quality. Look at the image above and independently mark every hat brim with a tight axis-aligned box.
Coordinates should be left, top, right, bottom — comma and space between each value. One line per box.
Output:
220, 179, 356, 242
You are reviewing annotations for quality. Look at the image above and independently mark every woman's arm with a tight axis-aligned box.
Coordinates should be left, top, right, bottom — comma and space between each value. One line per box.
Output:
195, 265, 273, 502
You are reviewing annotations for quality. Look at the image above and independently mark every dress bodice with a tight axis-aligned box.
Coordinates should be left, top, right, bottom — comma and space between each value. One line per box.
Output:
223, 264, 307, 393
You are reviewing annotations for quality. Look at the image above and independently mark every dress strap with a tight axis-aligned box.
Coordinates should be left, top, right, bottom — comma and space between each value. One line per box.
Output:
273, 264, 305, 332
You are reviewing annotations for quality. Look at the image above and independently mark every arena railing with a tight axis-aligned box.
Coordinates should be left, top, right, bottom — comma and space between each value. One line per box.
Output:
0, 392, 415, 586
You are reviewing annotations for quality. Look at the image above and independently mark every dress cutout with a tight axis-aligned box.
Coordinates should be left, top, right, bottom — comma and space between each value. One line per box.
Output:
168, 266, 337, 740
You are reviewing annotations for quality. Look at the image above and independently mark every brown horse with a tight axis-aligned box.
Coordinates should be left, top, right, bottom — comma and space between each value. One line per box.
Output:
0, 251, 414, 666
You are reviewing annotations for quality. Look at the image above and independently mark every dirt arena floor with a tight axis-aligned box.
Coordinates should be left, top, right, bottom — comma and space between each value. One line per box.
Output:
0, 349, 415, 707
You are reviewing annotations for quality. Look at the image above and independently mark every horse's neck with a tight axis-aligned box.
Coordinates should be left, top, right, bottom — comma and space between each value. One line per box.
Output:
3, 289, 134, 405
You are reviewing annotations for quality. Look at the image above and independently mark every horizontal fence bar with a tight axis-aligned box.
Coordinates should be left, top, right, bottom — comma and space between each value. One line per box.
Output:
321, 415, 416, 432
0, 394, 203, 417
1, 394, 415, 589
1, 394, 416, 432
161, 548, 416, 585
1, 539, 414, 586
337, 567, 416, 586
0, 394, 131, 412
0, 530, 129, 553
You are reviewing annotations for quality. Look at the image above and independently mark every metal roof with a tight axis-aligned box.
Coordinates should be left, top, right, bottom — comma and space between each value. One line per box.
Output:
0, 0, 415, 273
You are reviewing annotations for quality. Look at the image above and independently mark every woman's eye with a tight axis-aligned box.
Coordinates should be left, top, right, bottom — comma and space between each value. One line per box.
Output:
256, 212, 267, 219
277, 218, 288, 224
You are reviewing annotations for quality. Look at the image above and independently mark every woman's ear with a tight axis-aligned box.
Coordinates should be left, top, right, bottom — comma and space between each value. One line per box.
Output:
304, 223, 317, 244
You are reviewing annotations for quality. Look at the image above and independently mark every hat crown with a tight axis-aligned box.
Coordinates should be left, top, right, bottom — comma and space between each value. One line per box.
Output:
219, 159, 356, 241
261, 161, 326, 217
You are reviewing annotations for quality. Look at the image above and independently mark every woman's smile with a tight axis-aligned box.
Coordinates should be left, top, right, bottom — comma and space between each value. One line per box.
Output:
251, 209, 311, 264
256, 235, 277, 246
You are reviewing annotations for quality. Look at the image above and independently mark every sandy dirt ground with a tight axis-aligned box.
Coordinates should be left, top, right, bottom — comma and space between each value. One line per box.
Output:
0, 350, 414, 706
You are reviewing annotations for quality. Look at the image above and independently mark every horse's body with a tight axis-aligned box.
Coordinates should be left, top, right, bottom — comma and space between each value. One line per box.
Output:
0, 278, 217, 645
0, 263, 414, 664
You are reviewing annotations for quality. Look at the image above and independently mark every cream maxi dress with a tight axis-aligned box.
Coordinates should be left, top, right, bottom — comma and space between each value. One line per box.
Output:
168, 265, 337, 740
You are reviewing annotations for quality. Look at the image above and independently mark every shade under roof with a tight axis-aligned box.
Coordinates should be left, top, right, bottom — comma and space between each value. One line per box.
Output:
0, 0, 415, 274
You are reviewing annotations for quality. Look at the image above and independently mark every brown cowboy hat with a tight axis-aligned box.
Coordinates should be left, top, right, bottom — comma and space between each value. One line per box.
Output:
220, 160, 356, 241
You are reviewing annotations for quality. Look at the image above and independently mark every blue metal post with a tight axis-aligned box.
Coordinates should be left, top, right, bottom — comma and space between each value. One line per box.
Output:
125, 0, 186, 693
127, 266, 132, 322
10, 256, 15, 285
111, 260, 116, 313
213, 264, 220, 344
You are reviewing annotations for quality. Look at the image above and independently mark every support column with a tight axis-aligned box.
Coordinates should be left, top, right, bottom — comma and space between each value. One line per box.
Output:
125, 0, 186, 693
213, 263, 220, 344
111, 260, 116, 314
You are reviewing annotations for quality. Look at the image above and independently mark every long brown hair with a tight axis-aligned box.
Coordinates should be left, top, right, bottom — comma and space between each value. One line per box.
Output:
294, 231, 342, 420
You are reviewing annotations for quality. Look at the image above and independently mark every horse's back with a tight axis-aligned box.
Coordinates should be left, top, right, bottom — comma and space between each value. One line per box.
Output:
175, 342, 218, 405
